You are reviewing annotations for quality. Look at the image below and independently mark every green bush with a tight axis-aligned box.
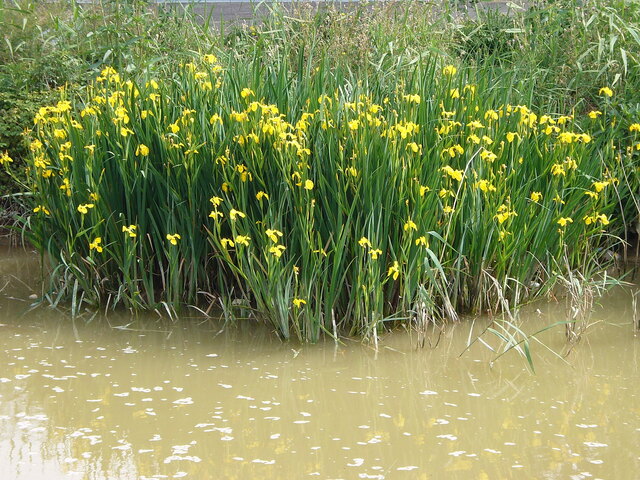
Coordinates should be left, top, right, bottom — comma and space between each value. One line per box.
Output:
452, 9, 520, 62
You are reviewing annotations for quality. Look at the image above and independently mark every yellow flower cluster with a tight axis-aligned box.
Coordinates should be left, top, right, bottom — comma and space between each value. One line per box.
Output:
358, 237, 383, 260
166, 233, 181, 245
0, 151, 13, 165
24, 59, 630, 305
494, 204, 517, 224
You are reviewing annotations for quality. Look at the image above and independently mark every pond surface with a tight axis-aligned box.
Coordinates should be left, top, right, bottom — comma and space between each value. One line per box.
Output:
0, 247, 639, 479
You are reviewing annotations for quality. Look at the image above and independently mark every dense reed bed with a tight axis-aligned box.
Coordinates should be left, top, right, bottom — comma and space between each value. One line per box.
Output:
2, 0, 639, 340
15, 46, 639, 340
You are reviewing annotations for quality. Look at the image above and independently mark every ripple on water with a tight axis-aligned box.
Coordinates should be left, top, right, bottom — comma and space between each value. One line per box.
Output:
583, 442, 608, 448
251, 459, 275, 465
419, 390, 438, 396
164, 455, 202, 464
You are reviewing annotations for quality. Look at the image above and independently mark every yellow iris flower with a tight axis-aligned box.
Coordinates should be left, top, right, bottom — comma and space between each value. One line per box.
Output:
166, 233, 181, 245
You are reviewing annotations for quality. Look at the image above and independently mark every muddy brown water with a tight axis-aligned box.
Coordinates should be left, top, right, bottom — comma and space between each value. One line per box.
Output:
0, 247, 639, 479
